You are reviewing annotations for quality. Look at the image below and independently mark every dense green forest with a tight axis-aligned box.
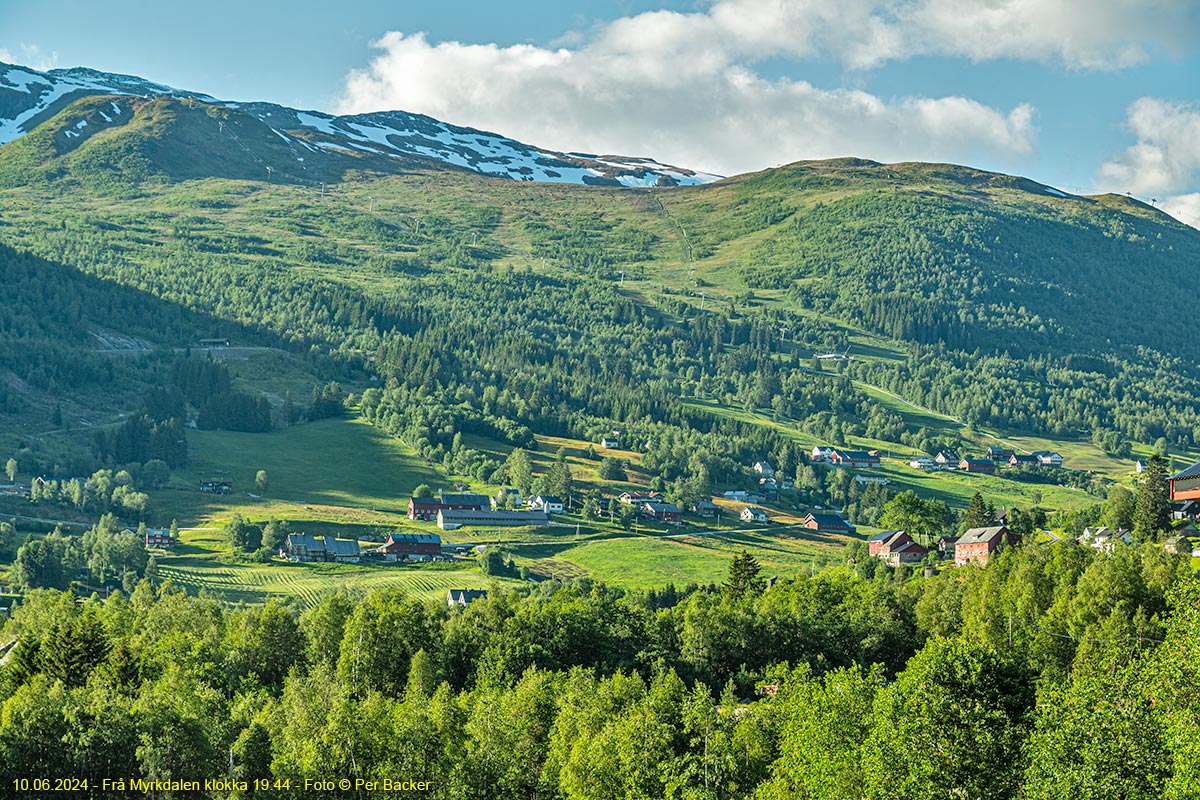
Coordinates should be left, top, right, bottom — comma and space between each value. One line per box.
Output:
0, 543, 1196, 799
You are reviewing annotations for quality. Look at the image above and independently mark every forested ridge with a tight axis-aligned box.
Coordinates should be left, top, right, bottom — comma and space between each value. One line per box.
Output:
1, 103, 1199, 465
0, 542, 1196, 799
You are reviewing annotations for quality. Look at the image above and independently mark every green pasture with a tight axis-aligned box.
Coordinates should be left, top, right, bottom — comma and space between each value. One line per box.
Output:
157, 416, 444, 525
530, 525, 850, 589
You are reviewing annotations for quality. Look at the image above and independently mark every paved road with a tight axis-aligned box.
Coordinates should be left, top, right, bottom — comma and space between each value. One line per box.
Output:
0, 512, 90, 529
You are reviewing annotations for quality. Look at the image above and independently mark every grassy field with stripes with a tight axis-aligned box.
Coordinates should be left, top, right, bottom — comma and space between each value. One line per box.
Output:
155, 559, 523, 607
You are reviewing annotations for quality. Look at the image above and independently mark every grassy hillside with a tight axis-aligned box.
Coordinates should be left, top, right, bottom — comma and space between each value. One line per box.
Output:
2, 99, 1198, 599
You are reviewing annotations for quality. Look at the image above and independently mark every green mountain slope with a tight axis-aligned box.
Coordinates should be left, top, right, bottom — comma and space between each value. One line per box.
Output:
1, 97, 1199, 506
0, 95, 418, 193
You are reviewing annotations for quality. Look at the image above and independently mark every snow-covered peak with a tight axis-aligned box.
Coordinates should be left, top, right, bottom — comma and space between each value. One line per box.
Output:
0, 61, 721, 187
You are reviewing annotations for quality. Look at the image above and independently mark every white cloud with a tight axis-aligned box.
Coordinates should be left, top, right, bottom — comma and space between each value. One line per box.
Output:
339, 28, 1036, 176
338, 0, 1199, 178
0, 43, 59, 72
1100, 98, 1200, 197
1161, 193, 1200, 230
897, 0, 1198, 70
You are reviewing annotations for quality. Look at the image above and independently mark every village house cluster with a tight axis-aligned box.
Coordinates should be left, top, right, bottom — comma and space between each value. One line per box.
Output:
906, 445, 1064, 473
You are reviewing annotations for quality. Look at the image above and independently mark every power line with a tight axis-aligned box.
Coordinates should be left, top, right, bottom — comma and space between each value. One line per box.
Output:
1014, 613, 1164, 645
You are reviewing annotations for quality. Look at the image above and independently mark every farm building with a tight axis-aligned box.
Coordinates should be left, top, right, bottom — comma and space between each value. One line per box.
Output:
804, 512, 856, 534
695, 500, 718, 517
642, 501, 682, 524
143, 528, 175, 549
958, 458, 996, 474
955, 526, 1020, 566
200, 478, 232, 494
1169, 461, 1200, 502
324, 538, 362, 563
437, 509, 550, 530
408, 497, 444, 521
440, 492, 491, 510
868, 530, 928, 566
377, 532, 442, 561
409, 491, 490, 520
447, 589, 488, 607
284, 534, 362, 563
285, 533, 325, 562
830, 450, 880, 469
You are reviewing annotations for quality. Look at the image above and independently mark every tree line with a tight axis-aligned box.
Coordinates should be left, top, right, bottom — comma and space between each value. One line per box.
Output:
0, 539, 1195, 798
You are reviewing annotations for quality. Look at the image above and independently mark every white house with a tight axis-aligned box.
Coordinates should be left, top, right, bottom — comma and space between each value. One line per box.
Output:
811, 446, 834, 462
1036, 451, 1064, 468
854, 475, 891, 486
933, 451, 959, 467
740, 506, 769, 523
1080, 526, 1132, 553
753, 461, 775, 478
909, 457, 935, 470
529, 495, 565, 513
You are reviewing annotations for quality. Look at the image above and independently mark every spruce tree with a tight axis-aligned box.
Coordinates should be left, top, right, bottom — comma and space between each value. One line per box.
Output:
723, 550, 765, 601
962, 492, 992, 531
1133, 455, 1172, 542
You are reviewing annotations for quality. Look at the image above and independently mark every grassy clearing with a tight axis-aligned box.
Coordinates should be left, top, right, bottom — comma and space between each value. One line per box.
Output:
539, 525, 849, 589
998, 433, 1136, 480
157, 416, 444, 526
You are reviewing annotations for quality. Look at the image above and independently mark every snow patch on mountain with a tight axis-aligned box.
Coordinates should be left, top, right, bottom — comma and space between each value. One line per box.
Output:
0, 60, 722, 187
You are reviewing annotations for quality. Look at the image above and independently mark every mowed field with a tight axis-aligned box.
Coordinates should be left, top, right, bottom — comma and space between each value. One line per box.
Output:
159, 416, 443, 526
155, 559, 522, 607
157, 526, 525, 607
537, 525, 851, 588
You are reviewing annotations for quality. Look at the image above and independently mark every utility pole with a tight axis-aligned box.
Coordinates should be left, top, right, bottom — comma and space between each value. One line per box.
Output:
619, 270, 626, 286
700, 292, 706, 312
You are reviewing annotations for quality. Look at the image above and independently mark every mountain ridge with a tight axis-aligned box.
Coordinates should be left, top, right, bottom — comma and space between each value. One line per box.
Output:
0, 60, 720, 187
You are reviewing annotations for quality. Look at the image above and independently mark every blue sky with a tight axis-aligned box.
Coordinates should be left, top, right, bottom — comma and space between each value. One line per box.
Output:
2, 1, 1198, 224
